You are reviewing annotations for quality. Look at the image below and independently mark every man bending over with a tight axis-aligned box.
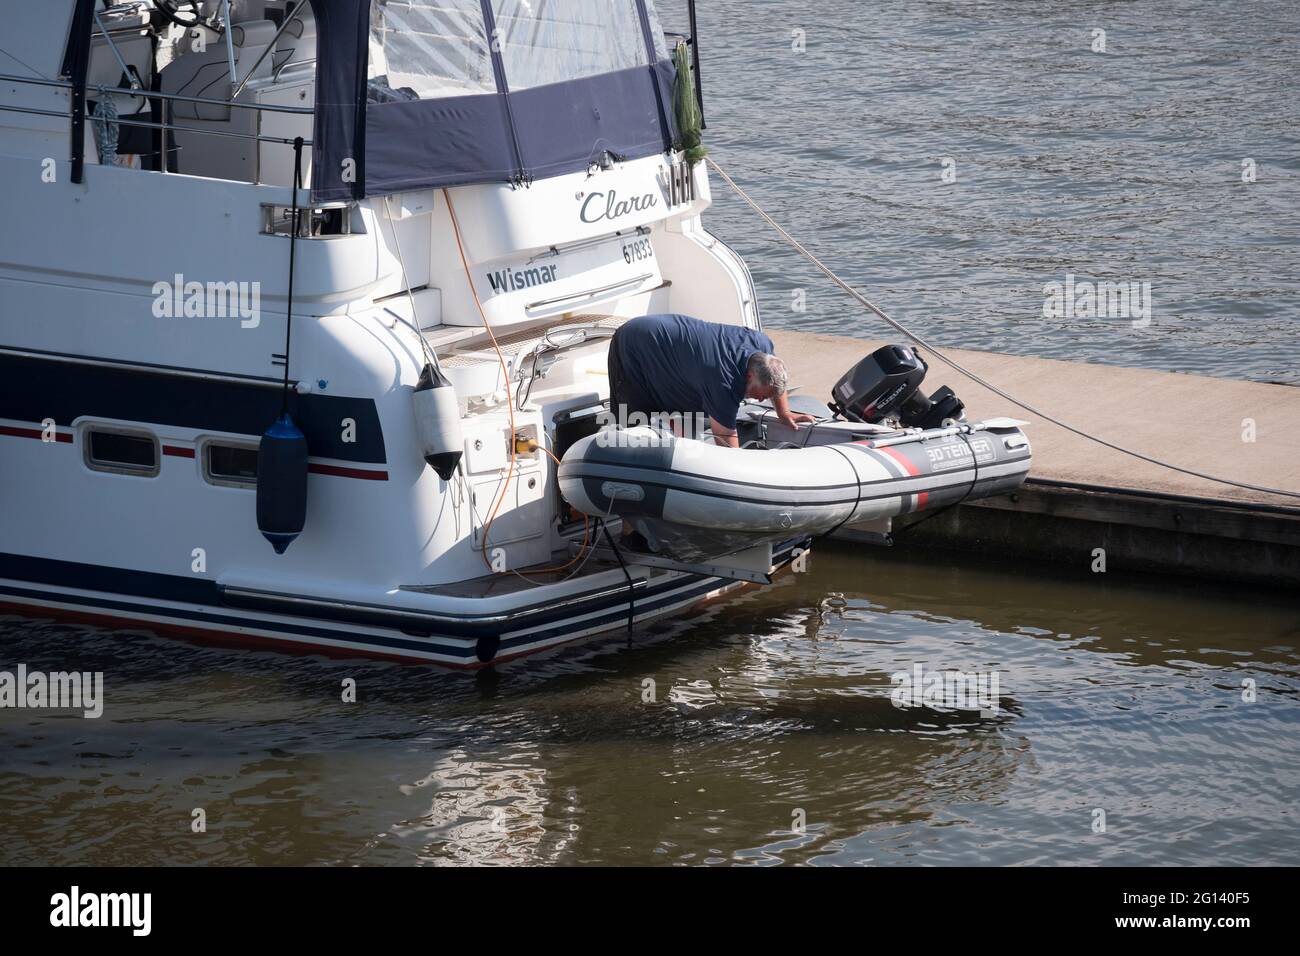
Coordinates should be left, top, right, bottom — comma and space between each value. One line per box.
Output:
606, 313, 814, 447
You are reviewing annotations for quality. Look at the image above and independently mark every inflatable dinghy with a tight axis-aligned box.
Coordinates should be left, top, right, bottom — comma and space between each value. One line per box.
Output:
557, 344, 1031, 562
557, 414, 1031, 561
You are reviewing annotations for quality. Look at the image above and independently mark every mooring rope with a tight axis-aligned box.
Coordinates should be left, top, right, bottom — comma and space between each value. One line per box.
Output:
279, 136, 304, 414
707, 157, 1300, 502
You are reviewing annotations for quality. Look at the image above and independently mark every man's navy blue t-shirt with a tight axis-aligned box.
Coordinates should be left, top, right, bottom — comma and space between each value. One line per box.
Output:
612, 314, 774, 429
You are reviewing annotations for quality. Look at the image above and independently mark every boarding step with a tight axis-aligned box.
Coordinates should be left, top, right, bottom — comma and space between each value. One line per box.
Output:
576, 540, 776, 585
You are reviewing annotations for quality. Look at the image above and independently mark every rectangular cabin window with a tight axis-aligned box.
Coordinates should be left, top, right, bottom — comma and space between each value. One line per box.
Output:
204, 443, 260, 489
85, 429, 159, 477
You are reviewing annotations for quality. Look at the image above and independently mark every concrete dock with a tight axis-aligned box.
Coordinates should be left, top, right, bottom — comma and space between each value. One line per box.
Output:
772, 330, 1300, 588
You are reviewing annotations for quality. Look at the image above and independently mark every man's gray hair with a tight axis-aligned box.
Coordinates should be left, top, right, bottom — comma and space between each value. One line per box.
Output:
746, 352, 789, 394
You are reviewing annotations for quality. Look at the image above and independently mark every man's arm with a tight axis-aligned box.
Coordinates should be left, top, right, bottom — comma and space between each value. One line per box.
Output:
772, 392, 817, 429
709, 417, 740, 448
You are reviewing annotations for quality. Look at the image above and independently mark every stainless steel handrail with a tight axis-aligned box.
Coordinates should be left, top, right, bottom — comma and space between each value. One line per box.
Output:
92, 9, 145, 98
0, 72, 314, 148
110, 111, 312, 147
0, 103, 311, 147
0, 104, 69, 120
220, 0, 238, 84
0, 73, 313, 114
0, 74, 73, 89
527, 274, 656, 311
230, 9, 307, 100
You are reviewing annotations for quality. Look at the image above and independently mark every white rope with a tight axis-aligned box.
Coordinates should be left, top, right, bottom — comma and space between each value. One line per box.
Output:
707, 157, 1300, 503
382, 196, 438, 370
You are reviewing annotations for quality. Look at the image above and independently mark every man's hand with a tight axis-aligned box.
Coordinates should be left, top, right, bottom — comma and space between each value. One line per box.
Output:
780, 412, 817, 430
771, 392, 817, 431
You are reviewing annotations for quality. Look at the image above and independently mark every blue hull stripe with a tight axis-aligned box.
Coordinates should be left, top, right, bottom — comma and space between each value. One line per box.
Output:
0, 574, 736, 660
0, 351, 388, 464
0, 544, 803, 660
0, 551, 741, 641
0, 580, 474, 658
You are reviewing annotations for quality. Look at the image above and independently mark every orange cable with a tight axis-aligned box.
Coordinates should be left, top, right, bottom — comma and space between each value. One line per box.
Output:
442, 187, 516, 572
508, 441, 591, 576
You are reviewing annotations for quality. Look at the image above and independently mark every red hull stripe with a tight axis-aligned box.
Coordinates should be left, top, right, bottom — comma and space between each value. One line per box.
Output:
878, 444, 928, 511
308, 462, 390, 481
2, 424, 388, 480
0, 424, 73, 443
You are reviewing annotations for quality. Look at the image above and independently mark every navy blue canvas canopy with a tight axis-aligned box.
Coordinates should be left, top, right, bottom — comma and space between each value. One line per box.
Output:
311, 0, 680, 203
59, 1, 677, 197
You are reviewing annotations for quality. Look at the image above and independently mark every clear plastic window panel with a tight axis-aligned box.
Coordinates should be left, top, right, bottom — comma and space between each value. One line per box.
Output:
643, 0, 672, 62
369, 0, 496, 101
491, 0, 651, 91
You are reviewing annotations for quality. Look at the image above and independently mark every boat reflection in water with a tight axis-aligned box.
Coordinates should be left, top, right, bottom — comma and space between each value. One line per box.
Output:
4, 540, 1299, 865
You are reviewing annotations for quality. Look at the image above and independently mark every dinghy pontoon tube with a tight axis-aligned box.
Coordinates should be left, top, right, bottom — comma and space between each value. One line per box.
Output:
557, 346, 1032, 561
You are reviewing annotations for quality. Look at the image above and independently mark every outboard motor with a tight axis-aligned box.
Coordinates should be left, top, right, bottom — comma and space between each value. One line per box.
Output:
829, 344, 965, 430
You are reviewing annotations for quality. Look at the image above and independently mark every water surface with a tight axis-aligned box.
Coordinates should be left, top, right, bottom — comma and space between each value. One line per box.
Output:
3, 2, 1298, 867
673, 0, 1300, 383
3, 544, 1297, 865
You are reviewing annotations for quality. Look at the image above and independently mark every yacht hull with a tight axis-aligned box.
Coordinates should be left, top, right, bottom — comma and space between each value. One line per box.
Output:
0, 541, 807, 667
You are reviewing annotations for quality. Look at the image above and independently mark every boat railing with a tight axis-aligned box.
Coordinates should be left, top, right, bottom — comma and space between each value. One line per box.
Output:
0, 71, 314, 180
3, 0, 705, 190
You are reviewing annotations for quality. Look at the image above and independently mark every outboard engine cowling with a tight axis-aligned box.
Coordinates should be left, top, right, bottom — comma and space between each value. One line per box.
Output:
829, 344, 965, 429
